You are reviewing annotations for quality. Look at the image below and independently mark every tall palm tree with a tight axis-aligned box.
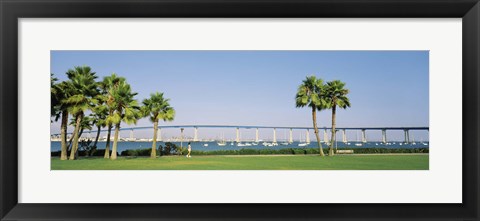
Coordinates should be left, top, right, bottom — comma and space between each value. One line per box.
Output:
100, 73, 126, 159
64, 66, 98, 160
51, 74, 59, 122
325, 80, 351, 156
110, 81, 141, 160
296, 76, 327, 156
50, 74, 68, 160
51, 75, 74, 160
141, 92, 176, 158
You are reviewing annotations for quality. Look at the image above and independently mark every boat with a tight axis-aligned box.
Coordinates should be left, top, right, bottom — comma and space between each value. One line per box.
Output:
354, 131, 362, 146
411, 135, 416, 145
261, 141, 278, 147
297, 133, 308, 147
236, 132, 250, 147
217, 132, 227, 146
281, 131, 289, 146
203, 143, 209, 147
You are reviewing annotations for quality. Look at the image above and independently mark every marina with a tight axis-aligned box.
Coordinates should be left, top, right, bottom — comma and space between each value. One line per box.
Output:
51, 140, 429, 153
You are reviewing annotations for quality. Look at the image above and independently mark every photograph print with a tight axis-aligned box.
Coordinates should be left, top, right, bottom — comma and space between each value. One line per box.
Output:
50, 50, 429, 170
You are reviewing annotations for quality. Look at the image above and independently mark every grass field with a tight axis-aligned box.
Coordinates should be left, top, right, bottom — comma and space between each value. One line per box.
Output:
51, 154, 429, 170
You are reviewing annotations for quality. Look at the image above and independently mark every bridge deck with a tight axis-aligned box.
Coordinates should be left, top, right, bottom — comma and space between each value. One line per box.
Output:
51, 125, 429, 136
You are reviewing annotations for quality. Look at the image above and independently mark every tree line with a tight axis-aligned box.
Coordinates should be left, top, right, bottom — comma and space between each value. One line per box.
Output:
51, 66, 175, 160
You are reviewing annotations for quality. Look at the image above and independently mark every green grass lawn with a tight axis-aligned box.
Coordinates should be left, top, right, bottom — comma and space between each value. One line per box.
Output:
51, 154, 429, 170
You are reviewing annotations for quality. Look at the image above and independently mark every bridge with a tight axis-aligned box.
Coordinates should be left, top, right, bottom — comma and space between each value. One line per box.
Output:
51, 125, 429, 144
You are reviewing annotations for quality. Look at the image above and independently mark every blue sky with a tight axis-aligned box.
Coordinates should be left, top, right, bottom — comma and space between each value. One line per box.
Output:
50, 51, 429, 141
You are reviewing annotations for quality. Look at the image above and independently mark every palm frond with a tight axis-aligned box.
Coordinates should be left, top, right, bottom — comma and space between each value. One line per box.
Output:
142, 92, 175, 123
295, 75, 327, 109
325, 80, 351, 109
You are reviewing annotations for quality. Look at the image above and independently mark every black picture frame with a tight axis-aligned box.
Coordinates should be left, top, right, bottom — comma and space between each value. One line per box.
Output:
1, 0, 479, 220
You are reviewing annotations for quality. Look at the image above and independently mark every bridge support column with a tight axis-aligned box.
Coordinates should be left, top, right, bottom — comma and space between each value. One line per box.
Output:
180, 128, 184, 147
361, 129, 367, 143
324, 129, 329, 144
382, 129, 387, 144
236, 128, 240, 143
404, 129, 410, 144
157, 128, 162, 142
130, 129, 134, 141
289, 128, 293, 143
194, 127, 198, 142
255, 128, 259, 143
306, 129, 310, 144
342, 129, 347, 143
273, 128, 277, 143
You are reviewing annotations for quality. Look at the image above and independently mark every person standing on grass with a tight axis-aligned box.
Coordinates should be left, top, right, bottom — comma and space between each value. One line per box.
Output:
187, 142, 192, 158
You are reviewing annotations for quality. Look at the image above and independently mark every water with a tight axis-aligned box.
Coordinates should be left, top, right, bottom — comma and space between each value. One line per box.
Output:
51, 141, 429, 153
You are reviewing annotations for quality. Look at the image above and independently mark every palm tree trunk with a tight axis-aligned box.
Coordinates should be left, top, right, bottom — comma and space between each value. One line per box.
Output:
329, 105, 337, 156
111, 123, 120, 160
67, 135, 74, 151
93, 125, 101, 148
75, 128, 84, 159
67, 129, 83, 152
104, 124, 112, 158
312, 106, 325, 156
89, 125, 101, 156
69, 113, 83, 160
151, 120, 158, 158
60, 110, 68, 160
64, 129, 68, 150
78, 129, 84, 141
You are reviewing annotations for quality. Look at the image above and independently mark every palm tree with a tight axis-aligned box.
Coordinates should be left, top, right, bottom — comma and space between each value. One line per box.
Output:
51, 74, 59, 122
296, 76, 327, 156
110, 81, 141, 160
325, 80, 351, 156
100, 73, 126, 159
63, 66, 99, 160
51, 75, 73, 160
141, 92, 176, 158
